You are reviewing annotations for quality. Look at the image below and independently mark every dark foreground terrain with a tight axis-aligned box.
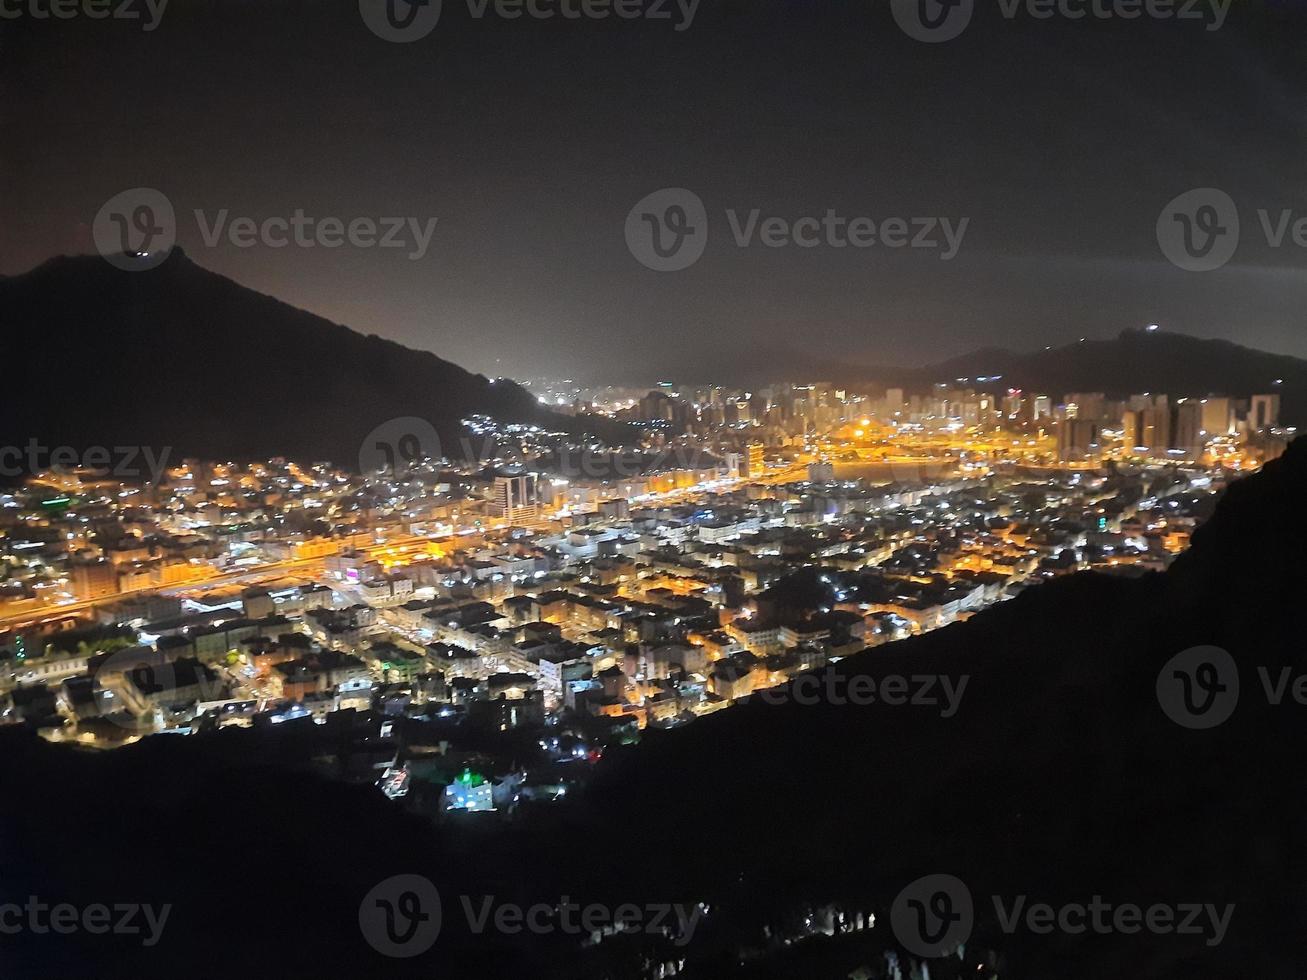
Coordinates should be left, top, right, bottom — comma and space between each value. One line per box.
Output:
4, 444, 1307, 978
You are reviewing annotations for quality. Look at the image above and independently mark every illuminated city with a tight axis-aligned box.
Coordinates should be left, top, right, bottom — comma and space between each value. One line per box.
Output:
2, 373, 1290, 747
5, 2, 1307, 978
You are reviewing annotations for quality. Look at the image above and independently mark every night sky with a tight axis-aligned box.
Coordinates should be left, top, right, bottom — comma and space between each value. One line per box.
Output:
4, 0, 1307, 383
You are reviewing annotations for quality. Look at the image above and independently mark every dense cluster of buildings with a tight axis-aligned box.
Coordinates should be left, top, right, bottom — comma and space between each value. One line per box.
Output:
0, 376, 1289, 816
533, 374, 1289, 470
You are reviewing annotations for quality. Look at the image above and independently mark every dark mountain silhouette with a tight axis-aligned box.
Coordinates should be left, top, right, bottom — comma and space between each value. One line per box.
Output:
0, 250, 625, 469
765, 329, 1303, 421
919, 329, 1302, 412
4, 441, 1306, 978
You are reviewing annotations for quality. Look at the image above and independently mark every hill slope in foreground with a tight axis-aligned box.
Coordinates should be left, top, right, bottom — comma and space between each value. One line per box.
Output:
0, 250, 620, 467
3, 443, 1307, 978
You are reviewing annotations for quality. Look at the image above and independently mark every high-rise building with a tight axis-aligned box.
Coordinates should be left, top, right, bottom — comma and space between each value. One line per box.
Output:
1251, 393, 1282, 431
725, 399, 751, 425
639, 390, 672, 422
1058, 419, 1102, 461
1127, 393, 1166, 412
1065, 392, 1107, 421
1172, 401, 1204, 456
1200, 397, 1234, 437
1003, 390, 1024, 420
1140, 406, 1170, 455
494, 474, 539, 524
1122, 405, 1171, 456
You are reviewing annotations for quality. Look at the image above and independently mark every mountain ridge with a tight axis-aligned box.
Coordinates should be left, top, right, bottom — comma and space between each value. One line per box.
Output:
741, 330, 1306, 422
0, 249, 625, 469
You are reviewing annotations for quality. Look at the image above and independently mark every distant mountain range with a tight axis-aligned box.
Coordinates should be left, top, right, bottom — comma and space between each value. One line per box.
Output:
792, 329, 1306, 421
5, 248, 1300, 478
0, 250, 624, 470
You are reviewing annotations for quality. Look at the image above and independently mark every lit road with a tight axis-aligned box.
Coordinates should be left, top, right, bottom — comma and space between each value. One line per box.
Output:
0, 555, 331, 632
0, 529, 477, 633
0, 468, 808, 634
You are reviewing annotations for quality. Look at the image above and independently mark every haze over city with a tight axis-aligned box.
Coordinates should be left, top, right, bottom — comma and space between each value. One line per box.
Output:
6, 0, 1307, 380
